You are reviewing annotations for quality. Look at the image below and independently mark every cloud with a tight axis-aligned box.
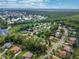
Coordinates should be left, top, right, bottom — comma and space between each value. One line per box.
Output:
0, 0, 78, 9
6, 0, 17, 2
0, 0, 49, 8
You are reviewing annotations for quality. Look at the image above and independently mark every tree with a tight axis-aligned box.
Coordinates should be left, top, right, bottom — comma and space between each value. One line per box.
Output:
0, 36, 5, 44
60, 28, 65, 34
0, 17, 7, 27
73, 48, 79, 59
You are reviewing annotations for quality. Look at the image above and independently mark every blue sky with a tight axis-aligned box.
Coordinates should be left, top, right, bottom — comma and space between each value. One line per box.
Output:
0, 0, 79, 9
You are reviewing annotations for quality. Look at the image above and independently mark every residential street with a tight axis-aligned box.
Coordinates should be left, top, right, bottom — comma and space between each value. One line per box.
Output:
41, 25, 68, 59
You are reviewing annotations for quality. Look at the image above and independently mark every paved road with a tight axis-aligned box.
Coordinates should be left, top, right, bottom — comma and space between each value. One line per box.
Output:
14, 51, 21, 58
0, 49, 8, 58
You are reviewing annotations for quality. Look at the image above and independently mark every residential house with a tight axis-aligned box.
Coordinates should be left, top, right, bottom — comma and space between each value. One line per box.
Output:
11, 46, 20, 55
2, 42, 13, 49
23, 51, 33, 59
69, 37, 76, 45
63, 45, 73, 53
59, 50, 67, 58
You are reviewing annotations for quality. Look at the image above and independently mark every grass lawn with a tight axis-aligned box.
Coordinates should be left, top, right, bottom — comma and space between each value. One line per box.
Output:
5, 49, 13, 59
15, 50, 26, 59
0, 49, 4, 53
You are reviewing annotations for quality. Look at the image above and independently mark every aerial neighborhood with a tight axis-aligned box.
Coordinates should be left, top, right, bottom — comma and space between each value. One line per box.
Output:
0, 9, 79, 59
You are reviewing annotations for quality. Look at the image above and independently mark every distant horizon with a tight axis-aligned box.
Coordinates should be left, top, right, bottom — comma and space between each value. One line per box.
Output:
0, 8, 79, 10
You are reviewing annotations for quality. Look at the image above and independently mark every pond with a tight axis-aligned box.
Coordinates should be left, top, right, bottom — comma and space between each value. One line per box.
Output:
0, 28, 8, 35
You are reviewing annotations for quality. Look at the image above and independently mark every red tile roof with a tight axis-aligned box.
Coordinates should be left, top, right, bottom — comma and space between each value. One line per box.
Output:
59, 50, 67, 58
11, 46, 20, 54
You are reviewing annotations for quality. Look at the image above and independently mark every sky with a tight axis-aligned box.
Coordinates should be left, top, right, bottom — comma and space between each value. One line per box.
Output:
0, 0, 79, 9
